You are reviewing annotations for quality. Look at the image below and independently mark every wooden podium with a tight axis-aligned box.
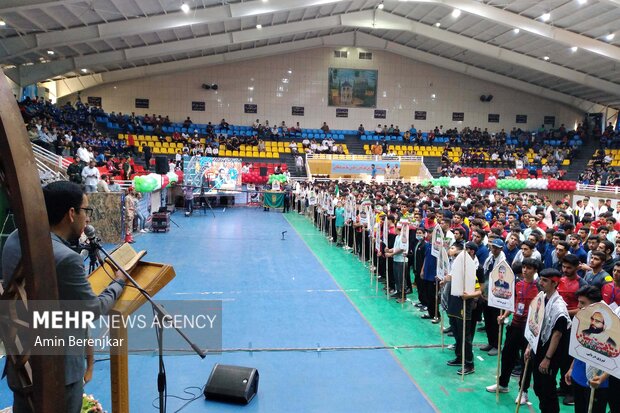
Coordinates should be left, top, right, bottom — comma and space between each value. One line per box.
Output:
89, 243, 175, 413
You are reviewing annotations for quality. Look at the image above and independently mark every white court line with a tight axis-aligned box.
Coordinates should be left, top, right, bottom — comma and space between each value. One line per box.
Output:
174, 288, 360, 296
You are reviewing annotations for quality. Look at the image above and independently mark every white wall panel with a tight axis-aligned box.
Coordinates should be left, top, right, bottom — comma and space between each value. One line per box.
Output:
65, 48, 583, 132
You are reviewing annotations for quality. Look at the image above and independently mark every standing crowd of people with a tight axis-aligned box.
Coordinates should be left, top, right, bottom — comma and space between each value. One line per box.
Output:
289, 179, 620, 413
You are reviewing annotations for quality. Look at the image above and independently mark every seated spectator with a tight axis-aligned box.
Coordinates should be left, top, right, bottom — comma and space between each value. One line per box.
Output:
320, 122, 330, 133
291, 122, 301, 133
289, 141, 298, 154
302, 137, 310, 148
220, 118, 229, 130
258, 139, 266, 152
358, 124, 365, 136
183, 116, 193, 128
252, 119, 260, 131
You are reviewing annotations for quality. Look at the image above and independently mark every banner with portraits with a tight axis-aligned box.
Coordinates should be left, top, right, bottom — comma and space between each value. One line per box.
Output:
525, 292, 546, 354
569, 302, 620, 379
430, 225, 444, 259
487, 260, 515, 312
436, 246, 449, 281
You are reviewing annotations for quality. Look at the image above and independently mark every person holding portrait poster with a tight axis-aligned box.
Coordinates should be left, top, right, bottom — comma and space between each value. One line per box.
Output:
486, 258, 540, 404
525, 268, 570, 413
384, 221, 409, 303
480, 238, 507, 356
445, 242, 480, 376
566, 287, 613, 413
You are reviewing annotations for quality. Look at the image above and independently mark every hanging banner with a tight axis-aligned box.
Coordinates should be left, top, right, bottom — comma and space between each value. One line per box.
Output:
263, 191, 284, 208
569, 302, 620, 378
525, 292, 546, 354
487, 260, 515, 312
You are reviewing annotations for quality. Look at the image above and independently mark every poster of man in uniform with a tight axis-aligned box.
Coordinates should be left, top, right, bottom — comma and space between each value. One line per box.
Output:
525, 292, 545, 354
430, 225, 444, 259
569, 302, 620, 376
487, 260, 515, 312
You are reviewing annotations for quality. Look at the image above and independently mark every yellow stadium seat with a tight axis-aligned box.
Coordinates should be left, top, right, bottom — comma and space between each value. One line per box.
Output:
259, 152, 265, 158
240, 151, 246, 157
562, 159, 570, 166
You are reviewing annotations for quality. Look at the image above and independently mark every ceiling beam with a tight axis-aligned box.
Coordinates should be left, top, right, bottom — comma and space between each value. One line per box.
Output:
44, 30, 608, 115
8, 13, 348, 85
398, 0, 620, 63
342, 10, 620, 96
0, 0, 359, 62
47, 32, 355, 97
352, 32, 609, 114
0, 0, 84, 13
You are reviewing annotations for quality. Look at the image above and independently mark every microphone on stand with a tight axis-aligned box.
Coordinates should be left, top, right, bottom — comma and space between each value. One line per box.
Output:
84, 224, 98, 243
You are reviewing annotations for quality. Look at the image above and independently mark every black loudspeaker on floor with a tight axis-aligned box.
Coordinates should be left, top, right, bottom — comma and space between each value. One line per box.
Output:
204, 364, 259, 405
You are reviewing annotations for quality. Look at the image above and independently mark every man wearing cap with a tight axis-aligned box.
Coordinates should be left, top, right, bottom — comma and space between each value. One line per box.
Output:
525, 268, 570, 413
480, 238, 507, 356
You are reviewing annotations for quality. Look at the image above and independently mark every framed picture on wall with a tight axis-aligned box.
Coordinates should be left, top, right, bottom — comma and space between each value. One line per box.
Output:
292, 106, 304, 116
374, 109, 386, 119
516, 114, 528, 124
336, 108, 349, 118
244, 104, 258, 114
414, 111, 427, 120
192, 101, 205, 111
328, 68, 377, 108
488, 114, 500, 123
544, 116, 556, 127
135, 98, 149, 109
452, 112, 464, 122
87, 96, 102, 107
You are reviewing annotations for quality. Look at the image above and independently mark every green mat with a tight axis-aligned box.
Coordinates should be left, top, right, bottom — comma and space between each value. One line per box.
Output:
285, 212, 572, 413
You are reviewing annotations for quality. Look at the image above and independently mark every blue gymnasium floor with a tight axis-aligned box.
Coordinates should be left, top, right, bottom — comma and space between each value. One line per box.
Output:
0, 208, 436, 413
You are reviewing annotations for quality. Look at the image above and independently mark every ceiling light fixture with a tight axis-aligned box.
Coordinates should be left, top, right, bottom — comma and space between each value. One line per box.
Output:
378, 1, 384, 9
80, 68, 88, 73
577, 0, 587, 4
47, 50, 54, 55
451, 9, 461, 18
513, 28, 520, 34
571, 46, 578, 52
541, 12, 551, 22
543, 56, 550, 61
180, 2, 190, 13
0, 20, 6, 26
606, 32, 615, 41
256, 24, 262, 29
435, 22, 441, 27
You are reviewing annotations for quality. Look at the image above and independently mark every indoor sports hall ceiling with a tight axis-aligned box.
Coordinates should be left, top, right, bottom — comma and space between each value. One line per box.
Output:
0, 0, 619, 109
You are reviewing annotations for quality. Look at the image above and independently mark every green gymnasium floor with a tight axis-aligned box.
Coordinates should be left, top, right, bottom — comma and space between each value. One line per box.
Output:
285, 212, 573, 413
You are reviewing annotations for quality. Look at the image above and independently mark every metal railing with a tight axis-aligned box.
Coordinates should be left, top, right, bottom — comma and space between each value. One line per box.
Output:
577, 183, 620, 193
31, 143, 71, 170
